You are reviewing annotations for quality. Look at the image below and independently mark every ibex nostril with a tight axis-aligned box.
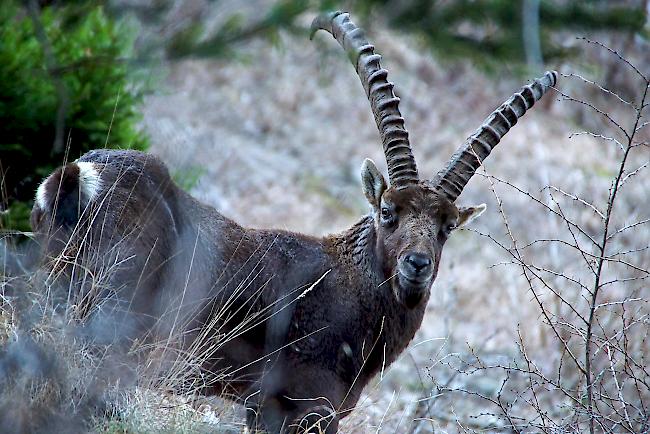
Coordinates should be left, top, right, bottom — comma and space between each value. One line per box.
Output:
404, 253, 432, 273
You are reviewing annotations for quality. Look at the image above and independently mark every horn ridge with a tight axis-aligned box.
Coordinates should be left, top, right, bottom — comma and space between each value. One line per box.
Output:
431, 71, 557, 201
311, 11, 419, 188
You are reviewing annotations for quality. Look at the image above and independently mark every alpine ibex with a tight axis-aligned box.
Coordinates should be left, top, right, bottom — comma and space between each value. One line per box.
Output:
31, 11, 557, 434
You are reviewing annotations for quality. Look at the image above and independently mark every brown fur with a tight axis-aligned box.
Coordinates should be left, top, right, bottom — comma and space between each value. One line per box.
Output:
31, 150, 477, 433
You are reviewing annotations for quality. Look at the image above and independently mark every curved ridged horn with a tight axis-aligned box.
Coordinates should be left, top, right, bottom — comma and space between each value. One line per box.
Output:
431, 71, 557, 201
310, 11, 419, 188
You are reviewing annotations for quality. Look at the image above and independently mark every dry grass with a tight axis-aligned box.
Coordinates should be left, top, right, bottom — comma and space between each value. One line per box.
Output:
0, 238, 255, 433
1, 4, 648, 433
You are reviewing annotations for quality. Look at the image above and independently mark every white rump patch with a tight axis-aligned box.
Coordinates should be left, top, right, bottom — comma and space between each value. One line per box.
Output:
34, 161, 101, 213
35, 176, 51, 210
76, 161, 102, 202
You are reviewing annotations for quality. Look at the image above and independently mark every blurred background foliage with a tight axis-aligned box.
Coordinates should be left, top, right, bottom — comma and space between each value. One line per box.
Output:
0, 0, 647, 232
159, 0, 647, 71
0, 0, 147, 231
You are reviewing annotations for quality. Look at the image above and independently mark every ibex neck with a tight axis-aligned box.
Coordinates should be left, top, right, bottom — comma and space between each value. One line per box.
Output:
327, 215, 381, 282
326, 215, 428, 381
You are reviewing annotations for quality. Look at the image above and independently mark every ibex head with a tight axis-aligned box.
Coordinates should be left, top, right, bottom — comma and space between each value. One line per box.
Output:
361, 160, 485, 308
312, 11, 556, 309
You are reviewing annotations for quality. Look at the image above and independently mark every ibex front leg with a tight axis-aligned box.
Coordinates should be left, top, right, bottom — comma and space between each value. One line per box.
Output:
245, 392, 339, 433
244, 357, 341, 433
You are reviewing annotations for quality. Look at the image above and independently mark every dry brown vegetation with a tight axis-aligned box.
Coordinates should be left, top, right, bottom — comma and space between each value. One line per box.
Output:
1, 10, 648, 434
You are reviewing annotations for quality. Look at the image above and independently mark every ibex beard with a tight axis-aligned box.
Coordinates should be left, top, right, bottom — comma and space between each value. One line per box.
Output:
30, 11, 556, 434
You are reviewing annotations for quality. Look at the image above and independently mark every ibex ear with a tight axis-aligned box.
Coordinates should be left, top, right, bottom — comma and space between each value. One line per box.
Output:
361, 158, 387, 209
457, 203, 486, 228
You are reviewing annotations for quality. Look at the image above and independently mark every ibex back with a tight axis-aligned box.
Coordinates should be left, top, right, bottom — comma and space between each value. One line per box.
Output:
31, 11, 557, 434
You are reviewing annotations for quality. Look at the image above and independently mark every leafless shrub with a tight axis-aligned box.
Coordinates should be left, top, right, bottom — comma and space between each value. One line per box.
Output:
417, 41, 649, 433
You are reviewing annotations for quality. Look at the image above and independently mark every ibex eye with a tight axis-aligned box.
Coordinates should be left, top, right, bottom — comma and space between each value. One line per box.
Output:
380, 207, 394, 224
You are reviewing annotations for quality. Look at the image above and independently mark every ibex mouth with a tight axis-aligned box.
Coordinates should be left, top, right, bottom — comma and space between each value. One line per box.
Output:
398, 272, 432, 289
395, 271, 434, 309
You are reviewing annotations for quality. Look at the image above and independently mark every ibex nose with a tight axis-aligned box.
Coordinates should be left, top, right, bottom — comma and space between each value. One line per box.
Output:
404, 252, 432, 275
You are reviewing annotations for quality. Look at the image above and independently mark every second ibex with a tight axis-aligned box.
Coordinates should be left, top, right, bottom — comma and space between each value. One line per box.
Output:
31, 11, 557, 434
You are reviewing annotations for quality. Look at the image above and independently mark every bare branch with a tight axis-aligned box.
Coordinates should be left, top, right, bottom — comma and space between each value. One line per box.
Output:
561, 72, 634, 108
542, 186, 605, 220
569, 131, 624, 152
576, 37, 648, 82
